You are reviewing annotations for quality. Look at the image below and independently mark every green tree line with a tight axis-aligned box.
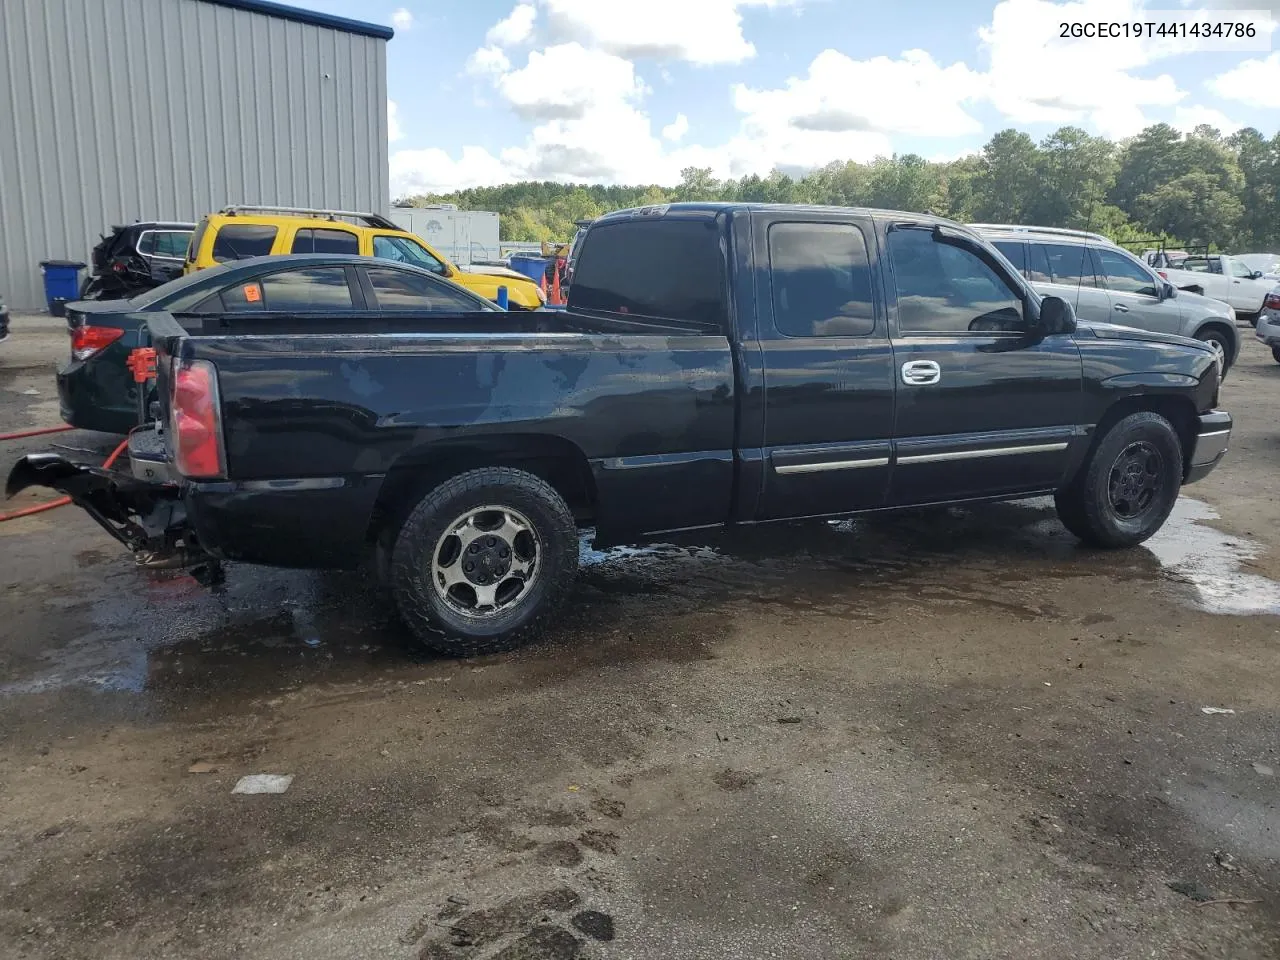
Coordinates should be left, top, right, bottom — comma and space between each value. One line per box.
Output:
398, 123, 1279, 252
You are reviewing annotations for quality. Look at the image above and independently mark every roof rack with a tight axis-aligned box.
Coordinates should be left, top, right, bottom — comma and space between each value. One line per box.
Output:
219, 205, 400, 231
967, 223, 1111, 244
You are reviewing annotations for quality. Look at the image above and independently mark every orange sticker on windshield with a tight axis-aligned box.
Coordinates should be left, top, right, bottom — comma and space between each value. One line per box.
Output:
243, 283, 262, 303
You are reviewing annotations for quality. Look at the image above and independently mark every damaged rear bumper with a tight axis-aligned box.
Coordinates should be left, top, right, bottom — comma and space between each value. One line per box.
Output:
5, 450, 213, 575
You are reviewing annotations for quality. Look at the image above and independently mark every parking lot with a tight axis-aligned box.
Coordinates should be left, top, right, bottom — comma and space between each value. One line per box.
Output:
1, 316, 1277, 960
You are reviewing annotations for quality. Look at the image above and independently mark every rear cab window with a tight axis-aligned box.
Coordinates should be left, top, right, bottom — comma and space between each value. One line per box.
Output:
768, 222, 876, 337
568, 214, 726, 328
212, 224, 278, 263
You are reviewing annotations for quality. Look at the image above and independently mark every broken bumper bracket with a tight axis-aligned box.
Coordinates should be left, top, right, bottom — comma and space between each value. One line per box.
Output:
5, 453, 185, 551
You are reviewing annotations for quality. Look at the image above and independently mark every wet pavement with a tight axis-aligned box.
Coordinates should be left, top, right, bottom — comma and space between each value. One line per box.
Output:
1, 315, 1278, 960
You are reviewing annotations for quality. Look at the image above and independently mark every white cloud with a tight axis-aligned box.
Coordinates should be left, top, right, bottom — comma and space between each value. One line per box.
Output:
391, 7, 413, 31
734, 48, 984, 139
391, 146, 516, 197
662, 113, 690, 141
538, 0, 803, 65
978, 0, 1186, 138
487, 4, 537, 46
495, 43, 646, 121
1172, 104, 1243, 134
387, 99, 403, 143
1209, 52, 1280, 108
467, 45, 511, 75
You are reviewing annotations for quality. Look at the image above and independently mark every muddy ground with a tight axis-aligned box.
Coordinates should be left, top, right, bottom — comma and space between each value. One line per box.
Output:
0, 313, 1277, 960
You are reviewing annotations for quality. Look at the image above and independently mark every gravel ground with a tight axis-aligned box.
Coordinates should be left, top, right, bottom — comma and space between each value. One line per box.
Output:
1, 312, 1277, 960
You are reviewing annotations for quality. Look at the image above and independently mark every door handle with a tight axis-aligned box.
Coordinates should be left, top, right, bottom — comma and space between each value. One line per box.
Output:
901, 360, 941, 385
1113, 303, 1129, 313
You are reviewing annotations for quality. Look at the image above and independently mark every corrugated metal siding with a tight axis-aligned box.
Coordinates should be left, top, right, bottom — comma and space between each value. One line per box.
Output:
0, 0, 389, 310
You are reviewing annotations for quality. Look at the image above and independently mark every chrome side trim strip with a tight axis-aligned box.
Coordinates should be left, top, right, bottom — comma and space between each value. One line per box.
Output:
775, 457, 890, 475
897, 441, 1068, 465
1196, 429, 1231, 439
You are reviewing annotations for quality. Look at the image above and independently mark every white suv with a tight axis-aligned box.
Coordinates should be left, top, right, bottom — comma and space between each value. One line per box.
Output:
971, 224, 1240, 374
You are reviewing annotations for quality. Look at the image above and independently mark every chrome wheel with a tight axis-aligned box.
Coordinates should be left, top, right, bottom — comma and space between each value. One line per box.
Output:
430, 505, 540, 619
1107, 440, 1164, 520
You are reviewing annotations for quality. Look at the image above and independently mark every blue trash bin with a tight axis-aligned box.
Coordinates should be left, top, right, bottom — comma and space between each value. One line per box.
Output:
39, 260, 86, 316
508, 255, 552, 284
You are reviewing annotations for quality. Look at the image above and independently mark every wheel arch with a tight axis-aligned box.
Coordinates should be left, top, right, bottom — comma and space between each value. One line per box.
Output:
1191, 318, 1239, 363
367, 432, 597, 545
1067, 392, 1200, 488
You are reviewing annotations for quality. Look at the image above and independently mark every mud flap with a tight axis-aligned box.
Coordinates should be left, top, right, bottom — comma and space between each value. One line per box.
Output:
5, 453, 185, 551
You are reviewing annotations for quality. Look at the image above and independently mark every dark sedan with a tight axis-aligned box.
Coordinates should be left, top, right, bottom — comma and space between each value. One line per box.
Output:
57, 254, 499, 434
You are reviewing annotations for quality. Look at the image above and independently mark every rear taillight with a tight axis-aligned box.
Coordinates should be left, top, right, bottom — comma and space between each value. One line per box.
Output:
170, 359, 225, 479
1264, 292, 1280, 311
1157, 270, 1168, 279
71, 325, 124, 361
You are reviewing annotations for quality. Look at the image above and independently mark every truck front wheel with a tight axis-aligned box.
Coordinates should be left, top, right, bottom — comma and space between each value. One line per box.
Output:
389, 467, 579, 657
1054, 412, 1183, 548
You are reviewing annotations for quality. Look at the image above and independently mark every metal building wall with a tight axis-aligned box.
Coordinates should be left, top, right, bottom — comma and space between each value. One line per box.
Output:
0, 0, 389, 310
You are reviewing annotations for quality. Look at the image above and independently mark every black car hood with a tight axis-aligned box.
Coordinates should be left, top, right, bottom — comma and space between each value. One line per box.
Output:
1075, 320, 1210, 354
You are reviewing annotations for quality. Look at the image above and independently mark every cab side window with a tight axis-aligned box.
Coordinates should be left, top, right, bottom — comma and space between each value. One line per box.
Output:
1228, 258, 1255, 279
1095, 248, 1159, 298
768, 222, 876, 337
888, 228, 1023, 334
292, 229, 360, 255
1038, 243, 1099, 287
372, 235, 447, 274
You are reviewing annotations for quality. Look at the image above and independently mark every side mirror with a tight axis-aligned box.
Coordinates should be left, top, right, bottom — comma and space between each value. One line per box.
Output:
1160, 281, 1177, 300
1037, 295, 1076, 335
1252, 270, 1264, 280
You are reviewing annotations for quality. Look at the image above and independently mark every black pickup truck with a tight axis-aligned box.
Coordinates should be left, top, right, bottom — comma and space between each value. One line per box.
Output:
8, 204, 1232, 656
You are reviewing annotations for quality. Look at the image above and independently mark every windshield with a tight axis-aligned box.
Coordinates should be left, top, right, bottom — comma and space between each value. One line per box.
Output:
1238, 254, 1280, 274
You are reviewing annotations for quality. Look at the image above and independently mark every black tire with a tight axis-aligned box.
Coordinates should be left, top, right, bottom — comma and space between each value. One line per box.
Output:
389, 467, 578, 657
1273, 346, 1280, 365
1054, 412, 1183, 548
1195, 327, 1233, 376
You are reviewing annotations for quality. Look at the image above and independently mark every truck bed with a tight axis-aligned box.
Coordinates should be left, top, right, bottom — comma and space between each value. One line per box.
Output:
147, 310, 737, 560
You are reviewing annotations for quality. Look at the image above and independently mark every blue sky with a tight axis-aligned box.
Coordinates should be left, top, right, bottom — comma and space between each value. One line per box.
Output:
293, 0, 1278, 195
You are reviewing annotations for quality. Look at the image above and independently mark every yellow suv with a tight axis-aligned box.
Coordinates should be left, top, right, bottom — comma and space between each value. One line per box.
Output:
184, 206, 544, 309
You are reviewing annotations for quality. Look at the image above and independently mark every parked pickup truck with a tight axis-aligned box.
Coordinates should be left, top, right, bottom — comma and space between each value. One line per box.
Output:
1156, 254, 1274, 322
7, 204, 1232, 657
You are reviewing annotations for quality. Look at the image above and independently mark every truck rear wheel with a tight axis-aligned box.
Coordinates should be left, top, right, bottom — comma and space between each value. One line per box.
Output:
1054, 412, 1182, 548
389, 467, 579, 657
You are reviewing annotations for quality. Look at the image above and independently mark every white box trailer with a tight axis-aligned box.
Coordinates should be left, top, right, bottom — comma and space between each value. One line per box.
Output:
389, 205, 500, 266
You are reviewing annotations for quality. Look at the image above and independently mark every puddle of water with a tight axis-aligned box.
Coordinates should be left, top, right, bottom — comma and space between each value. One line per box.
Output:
4, 499, 1275, 702
1144, 498, 1280, 616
